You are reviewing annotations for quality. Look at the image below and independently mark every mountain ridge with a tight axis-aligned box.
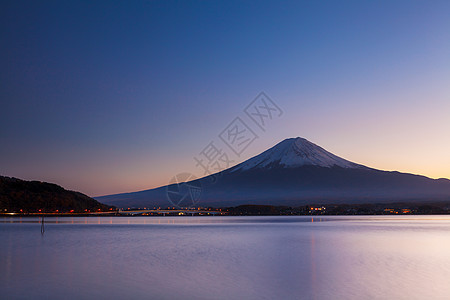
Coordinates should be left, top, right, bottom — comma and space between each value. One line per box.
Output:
96, 137, 450, 208
231, 137, 367, 172
0, 176, 112, 212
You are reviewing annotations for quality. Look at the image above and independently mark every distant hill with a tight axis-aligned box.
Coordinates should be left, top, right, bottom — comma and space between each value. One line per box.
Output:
97, 137, 450, 208
0, 176, 111, 213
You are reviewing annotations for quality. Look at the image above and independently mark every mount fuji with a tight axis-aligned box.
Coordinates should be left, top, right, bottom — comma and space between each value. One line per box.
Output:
229, 137, 365, 171
96, 137, 450, 208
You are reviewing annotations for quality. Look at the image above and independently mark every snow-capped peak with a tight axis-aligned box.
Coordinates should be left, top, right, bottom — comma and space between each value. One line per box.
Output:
231, 137, 363, 172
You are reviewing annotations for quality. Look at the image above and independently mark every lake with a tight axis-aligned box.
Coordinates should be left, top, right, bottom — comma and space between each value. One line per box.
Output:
1, 216, 450, 300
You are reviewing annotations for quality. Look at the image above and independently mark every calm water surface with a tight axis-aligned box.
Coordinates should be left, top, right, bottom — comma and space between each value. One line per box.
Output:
1, 216, 450, 300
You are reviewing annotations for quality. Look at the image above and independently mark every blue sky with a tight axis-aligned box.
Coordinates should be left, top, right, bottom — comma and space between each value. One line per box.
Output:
1, 0, 449, 196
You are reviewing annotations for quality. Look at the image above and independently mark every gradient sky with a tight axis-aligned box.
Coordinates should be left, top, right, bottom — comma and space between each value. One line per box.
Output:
1, 0, 449, 196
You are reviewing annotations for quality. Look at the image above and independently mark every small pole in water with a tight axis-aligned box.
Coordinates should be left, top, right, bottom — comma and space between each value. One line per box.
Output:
40, 214, 45, 234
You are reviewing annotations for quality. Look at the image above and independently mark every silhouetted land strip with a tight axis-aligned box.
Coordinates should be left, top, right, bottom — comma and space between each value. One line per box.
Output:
225, 203, 450, 215
2, 175, 449, 216
0, 176, 114, 213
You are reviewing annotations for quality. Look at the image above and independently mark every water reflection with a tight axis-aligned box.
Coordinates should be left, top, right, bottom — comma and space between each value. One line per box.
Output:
0, 215, 347, 225
1, 216, 450, 299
